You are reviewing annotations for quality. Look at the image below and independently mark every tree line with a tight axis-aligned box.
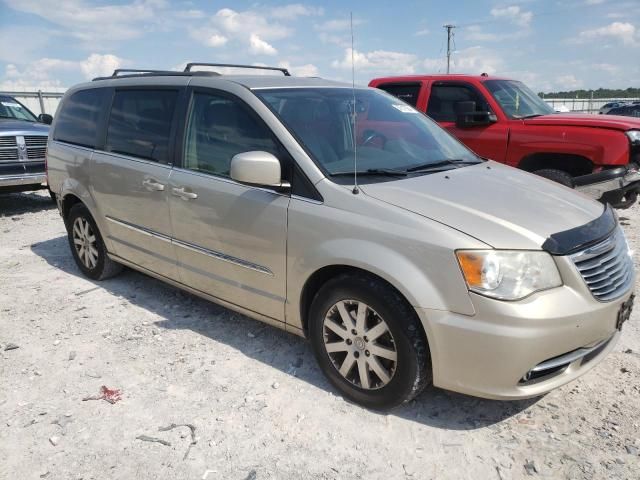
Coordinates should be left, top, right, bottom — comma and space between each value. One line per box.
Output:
540, 87, 640, 99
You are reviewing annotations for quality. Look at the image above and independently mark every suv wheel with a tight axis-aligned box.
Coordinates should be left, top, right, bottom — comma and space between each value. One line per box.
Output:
309, 274, 431, 410
533, 169, 574, 188
66, 204, 123, 280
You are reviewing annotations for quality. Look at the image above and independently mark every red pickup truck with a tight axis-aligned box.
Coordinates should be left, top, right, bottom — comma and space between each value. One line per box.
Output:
369, 74, 640, 208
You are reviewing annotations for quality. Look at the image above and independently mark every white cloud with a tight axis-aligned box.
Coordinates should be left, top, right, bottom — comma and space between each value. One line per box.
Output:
579, 22, 637, 45
213, 8, 291, 41
555, 74, 583, 89
249, 34, 278, 56
415, 28, 430, 37
332, 48, 419, 74
592, 62, 620, 74
79, 53, 124, 79
490, 6, 533, 27
3, 0, 165, 45
0, 53, 124, 89
270, 4, 323, 20
279, 61, 319, 76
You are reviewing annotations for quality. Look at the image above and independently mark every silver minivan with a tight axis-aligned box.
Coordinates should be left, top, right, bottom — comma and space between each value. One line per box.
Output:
47, 64, 635, 409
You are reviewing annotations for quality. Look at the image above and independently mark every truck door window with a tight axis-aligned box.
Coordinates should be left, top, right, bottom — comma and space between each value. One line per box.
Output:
427, 84, 489, 122
377, 83, 421, 107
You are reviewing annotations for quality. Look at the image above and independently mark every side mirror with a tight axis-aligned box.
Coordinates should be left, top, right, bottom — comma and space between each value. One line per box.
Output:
456, 111, 497, 128
230, 151, 289, 189
38, 113, 53, 125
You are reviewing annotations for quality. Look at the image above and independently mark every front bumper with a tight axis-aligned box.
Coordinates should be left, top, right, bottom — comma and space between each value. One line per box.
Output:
418, 257, 633, 400
0, 173, 46, 189
576, 166, 640, 209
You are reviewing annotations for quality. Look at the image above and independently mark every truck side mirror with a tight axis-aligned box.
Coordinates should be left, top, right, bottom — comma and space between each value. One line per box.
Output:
455, 101, 497, 128
38, 113, 53, 125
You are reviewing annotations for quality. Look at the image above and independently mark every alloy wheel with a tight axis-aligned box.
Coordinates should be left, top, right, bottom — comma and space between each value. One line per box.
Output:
322, 300, 398, 390
72, 216, 99, 270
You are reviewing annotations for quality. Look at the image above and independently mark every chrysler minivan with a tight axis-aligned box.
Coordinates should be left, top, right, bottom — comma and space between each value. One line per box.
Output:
47, 64, 635, 409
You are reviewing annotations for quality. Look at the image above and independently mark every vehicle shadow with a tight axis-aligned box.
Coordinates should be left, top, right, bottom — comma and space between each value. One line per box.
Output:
0, 191, 55, 216
32, 235, 539, 430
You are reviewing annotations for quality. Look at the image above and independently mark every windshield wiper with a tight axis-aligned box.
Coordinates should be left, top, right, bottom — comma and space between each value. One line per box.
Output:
331, 168, 408, 177
406, 159, 482, 172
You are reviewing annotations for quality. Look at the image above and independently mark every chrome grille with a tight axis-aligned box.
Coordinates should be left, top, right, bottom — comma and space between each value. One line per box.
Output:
25, 135, 47, 160
570, 227, 634, 301
0, 135, 18, 162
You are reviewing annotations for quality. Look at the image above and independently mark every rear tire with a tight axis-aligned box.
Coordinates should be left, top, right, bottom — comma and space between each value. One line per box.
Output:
533, 169, 574, 188
308, 274, 431, 410
66, 204, 123, 280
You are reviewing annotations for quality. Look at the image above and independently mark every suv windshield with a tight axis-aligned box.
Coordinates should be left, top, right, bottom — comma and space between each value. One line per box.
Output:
484, 80, 554, 119
256, 88, 479, 180
0, 96, 38, 122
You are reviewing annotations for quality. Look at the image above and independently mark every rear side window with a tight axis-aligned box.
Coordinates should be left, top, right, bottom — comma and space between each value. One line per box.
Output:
54, 89, 107, 148
426, 84, 490, 122
106, 89, 178, 162
377, 83, 421, 107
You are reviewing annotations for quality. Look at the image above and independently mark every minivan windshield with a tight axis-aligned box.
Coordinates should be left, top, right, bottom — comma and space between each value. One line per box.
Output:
484, 80, 554, 119
0, 96, 38, 122
256, 88, 480, 180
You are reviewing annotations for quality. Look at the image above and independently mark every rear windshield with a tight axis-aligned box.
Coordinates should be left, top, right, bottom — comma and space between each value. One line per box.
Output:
255, 88, 478, 180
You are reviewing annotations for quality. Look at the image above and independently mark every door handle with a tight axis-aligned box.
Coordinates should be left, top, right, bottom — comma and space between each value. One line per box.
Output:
172, 187, 198, 200
142, 178, 165, 191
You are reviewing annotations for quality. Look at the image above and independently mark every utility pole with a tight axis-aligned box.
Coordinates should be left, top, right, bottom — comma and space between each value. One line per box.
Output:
443, 24, 456, 73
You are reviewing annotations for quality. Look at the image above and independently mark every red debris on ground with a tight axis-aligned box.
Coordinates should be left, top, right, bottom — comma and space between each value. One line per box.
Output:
82, 385, 122, 404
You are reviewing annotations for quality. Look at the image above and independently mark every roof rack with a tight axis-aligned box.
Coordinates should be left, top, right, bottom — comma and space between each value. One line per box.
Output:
184, 63, 291, 76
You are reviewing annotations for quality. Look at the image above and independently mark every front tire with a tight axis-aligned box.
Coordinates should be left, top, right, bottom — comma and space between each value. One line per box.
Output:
66, 204, 123, 280
309, 274, 431, 410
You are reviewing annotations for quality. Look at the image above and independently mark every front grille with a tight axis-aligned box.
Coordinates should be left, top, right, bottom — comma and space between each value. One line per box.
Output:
570, 227, 634, 301
25, 135, 47, 160
0, 135, 18, 162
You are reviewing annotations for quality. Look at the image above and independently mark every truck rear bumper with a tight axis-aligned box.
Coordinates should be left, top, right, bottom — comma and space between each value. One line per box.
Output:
575, 165, 640, 209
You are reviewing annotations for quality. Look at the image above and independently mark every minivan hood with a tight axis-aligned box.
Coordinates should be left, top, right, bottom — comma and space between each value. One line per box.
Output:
360, 162, 604, 250
524, 113, 640, 131
0, 119, 49, 133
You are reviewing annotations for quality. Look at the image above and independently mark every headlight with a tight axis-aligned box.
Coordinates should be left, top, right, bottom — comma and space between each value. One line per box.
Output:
627, 130, 640, 146
456, 250, 562, 300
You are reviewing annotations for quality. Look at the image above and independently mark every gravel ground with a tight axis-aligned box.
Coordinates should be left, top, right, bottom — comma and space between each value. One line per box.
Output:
1, 191, 639, 480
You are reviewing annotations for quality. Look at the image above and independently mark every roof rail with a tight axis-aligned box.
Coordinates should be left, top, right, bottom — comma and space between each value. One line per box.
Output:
112, 69, 175, 76
184, 63, 291, 76
92, 69, 221, 82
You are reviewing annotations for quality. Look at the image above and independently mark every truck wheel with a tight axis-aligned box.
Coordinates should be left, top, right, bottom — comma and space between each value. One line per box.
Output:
66, 203, 123, 280
534, 169, 574, 188
308, 274, 431, 410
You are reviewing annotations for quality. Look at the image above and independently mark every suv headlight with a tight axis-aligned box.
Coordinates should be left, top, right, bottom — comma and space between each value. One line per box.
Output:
456, 250, 562, 300
627, 130, 640, 146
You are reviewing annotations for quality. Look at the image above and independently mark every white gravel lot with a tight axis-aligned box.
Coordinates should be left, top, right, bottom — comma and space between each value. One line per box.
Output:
1, 191, 639, 480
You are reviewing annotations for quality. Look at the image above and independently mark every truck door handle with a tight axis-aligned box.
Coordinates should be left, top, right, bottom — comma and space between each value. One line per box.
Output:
172, 187, 198, 200
142, 178, 165, 191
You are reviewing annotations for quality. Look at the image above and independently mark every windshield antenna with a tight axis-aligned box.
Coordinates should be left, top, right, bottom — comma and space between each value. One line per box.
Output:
350, 12, 359, 195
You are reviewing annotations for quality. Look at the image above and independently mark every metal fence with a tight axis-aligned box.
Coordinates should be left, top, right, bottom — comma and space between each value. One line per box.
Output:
543, 97, 640, 114
0, 89, 65, 116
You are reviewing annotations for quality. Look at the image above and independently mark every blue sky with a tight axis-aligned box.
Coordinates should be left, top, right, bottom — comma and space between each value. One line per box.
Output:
0, 0, 638, 92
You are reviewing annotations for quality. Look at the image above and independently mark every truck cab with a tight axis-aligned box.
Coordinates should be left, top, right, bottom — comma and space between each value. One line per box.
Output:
369, 74, 640, 208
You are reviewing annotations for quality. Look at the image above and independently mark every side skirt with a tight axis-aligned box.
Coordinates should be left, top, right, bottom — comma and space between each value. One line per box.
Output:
107, 252, 306, 338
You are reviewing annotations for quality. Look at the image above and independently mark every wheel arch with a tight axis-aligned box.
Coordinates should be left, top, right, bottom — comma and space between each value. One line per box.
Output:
518, 153, 594, 177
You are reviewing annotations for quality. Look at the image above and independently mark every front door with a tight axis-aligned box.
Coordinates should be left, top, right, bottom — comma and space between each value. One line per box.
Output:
168, 89, 289, 321
426, 82, 509, 162
90, 87, 181, 280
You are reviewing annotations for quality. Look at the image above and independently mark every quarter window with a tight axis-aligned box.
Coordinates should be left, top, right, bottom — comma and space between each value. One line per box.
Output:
183, 92, 279, 177
106, 89, 178, 162
426, 84, 490, 122
54, 89, 107, 148
377, 83, 421, 107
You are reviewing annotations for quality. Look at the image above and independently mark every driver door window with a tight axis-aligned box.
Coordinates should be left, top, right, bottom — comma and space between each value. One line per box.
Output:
427, 84, 489, 122
183, 92, 280, 178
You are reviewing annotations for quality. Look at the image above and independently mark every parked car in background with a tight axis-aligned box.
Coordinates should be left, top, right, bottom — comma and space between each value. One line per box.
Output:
0, 94, 52, 195
369, 74, 640, 208
47, 64, 634, 409
607, 104, 640, 118
599, 101, 628, 115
